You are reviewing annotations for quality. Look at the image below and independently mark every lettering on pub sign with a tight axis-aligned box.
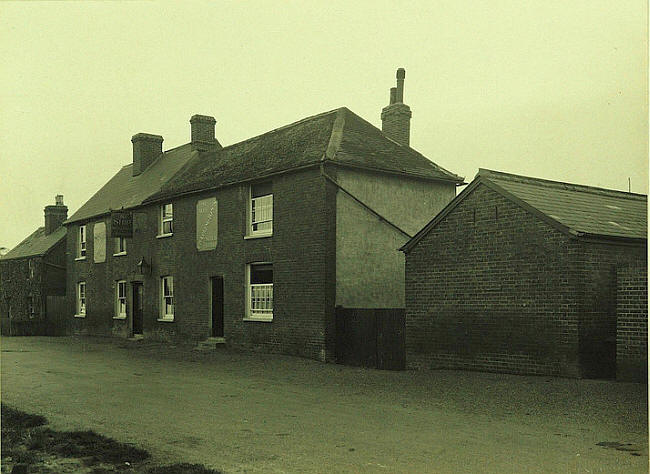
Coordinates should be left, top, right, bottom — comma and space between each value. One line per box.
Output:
110, 210, 133, 238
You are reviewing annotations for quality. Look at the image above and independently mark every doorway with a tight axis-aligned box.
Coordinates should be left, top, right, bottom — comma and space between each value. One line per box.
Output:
210, 276, 224, 338
132, 282, 143, 335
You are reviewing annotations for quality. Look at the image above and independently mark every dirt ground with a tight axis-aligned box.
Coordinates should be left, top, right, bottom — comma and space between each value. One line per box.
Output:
1, 337, 647, 473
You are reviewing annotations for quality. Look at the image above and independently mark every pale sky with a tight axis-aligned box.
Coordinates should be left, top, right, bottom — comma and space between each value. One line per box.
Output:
1, 1, 647, 250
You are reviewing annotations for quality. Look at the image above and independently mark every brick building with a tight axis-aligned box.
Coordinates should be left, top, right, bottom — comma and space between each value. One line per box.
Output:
401, 169, 647, 379
64, 70, 464, 361
1, 196, 68, 335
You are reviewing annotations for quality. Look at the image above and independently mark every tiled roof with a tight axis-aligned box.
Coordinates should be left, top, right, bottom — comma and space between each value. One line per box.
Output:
147, 107, 463, 201
401, 169, 647, 252
1, 226, 66, 261
67, 107, 463, 224
66, 143, 197, 224
479, 169, 647, 240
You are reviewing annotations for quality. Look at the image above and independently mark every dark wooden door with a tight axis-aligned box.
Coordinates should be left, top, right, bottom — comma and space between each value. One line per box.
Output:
132, 283, 143, 335
211, 277, 224, 337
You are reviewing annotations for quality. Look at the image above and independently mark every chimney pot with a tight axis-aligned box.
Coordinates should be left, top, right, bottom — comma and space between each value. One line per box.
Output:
390, 87, 397, 105
44, 195, 68, 235
131, 133, 163, 176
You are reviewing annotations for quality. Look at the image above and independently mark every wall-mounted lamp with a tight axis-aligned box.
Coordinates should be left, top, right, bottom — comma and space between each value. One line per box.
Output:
137, 257, 150, 275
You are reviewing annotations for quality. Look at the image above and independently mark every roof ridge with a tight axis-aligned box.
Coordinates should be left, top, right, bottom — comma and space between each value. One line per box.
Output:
119, 142, 194, 170
323, 108, 347, 160
478, 168, 647, 201
212, 108, 342, 155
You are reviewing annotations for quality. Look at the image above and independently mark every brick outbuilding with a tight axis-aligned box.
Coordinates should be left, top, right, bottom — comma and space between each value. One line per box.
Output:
401, 169, 647, 379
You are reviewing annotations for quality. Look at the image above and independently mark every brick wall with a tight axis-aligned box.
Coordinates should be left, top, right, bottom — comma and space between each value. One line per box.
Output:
1, 257, 45, 335
616, 262, 648, 382
405, 183, 647, 378
405, 184, 580, 376
67, 167, 336, 361
573, 240, 645, 378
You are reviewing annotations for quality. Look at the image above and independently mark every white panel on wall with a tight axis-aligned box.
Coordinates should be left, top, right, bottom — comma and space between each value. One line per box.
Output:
93, 221, 106, 263
196, 198, 218, 251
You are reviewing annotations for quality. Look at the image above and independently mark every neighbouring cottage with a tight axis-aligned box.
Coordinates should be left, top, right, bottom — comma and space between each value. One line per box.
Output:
1, 196, 68, 336
401, 169, 647, 380
64, 69, 464, 362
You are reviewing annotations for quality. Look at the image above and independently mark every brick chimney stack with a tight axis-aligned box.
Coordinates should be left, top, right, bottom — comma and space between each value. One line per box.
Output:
190, 114, 221, 151
131, 133, 163, 176
381, 68, 412, 147
44, 195, 68, 235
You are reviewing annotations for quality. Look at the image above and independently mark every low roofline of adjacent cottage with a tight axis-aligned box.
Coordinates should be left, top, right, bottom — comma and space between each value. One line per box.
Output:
400, 168, 648, 253
1, 226, 67, 261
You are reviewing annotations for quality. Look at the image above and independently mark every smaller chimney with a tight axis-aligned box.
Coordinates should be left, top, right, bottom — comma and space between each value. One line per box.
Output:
131, 133, 163, 176
381, 68, 412, 147
396, 68, 405, 103
44, 195, 68, 235
190, 114, 221, 151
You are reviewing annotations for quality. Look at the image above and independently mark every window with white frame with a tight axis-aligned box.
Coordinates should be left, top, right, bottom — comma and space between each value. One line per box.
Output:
76, 281, 86, 316
28, 260, 34, 279
115, 280, 127, 318
160, 203, 173, 235
78, 225, 87, 258
160, 276, 174, 321
114, 237, 127, 255
246, 263, 273, 321
249, 183, 272, 236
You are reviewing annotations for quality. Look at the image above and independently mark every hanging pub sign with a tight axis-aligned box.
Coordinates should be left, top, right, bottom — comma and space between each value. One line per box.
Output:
110, 210, 133, 238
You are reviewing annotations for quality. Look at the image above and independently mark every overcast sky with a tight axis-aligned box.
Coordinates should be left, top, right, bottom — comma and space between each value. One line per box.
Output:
1, 1, 647, 250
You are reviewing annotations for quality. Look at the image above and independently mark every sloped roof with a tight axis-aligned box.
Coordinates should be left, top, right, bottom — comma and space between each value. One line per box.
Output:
1, 226, 66, 261
482, 169, 647, 240
402, 169, 647, 252
147, 107, 463, 201
66, 143, 197, 224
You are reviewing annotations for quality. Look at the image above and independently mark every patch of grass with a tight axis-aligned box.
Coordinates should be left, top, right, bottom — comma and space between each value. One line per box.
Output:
40, 428, 149, 464
146, 463, 222, 474
1, 404, 47, 429
1, 404, 222, 473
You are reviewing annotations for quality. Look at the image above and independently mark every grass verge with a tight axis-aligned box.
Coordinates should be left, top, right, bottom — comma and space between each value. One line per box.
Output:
1, 404, 221, 473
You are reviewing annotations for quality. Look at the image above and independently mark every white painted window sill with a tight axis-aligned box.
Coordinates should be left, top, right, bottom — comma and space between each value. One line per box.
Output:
244, 233, 272, 240
75, 257, 87, 261
74, 314, 86, 318
157, 317, 174, 322
243, 316, 273, 323
113, 315, 127, 320
156, 233, 173, 239
113, 252, 127, 257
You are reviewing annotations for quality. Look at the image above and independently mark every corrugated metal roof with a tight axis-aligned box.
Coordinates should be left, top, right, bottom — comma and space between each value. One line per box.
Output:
66, 143, 197, 224
1, 226, 66, 260
480, 169, 647, 240
148, 107, 464, 201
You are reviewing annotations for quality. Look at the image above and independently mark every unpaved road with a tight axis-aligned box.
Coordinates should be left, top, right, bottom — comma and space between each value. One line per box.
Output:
1, 337, 647, 473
